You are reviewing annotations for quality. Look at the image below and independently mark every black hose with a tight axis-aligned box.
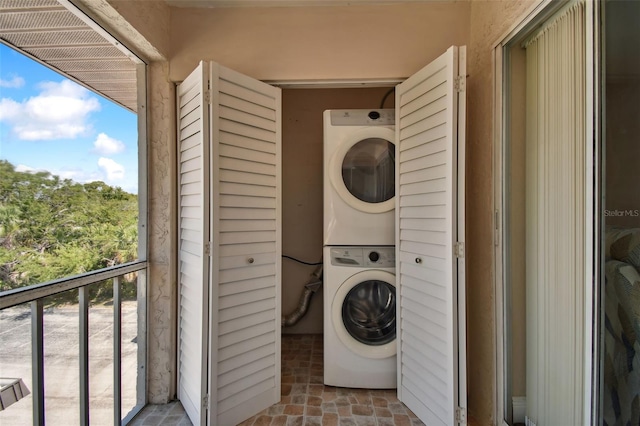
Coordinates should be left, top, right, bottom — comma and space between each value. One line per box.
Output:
380, 87, 395, 108
282, 255, 322, 266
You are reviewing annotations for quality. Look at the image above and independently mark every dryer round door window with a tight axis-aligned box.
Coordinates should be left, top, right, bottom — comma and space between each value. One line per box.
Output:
332, 270, 397, 359
329, 127, 396, 214
341, 138, 395, 204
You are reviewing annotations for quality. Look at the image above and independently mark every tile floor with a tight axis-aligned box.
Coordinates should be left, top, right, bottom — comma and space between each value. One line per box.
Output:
131, 334, 426, 426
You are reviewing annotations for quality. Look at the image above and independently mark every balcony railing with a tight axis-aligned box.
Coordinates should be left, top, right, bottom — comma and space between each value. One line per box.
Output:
0, 260, 147, 426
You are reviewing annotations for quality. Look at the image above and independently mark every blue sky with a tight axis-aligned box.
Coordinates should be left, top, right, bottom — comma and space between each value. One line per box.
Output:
0, 43, 138, 194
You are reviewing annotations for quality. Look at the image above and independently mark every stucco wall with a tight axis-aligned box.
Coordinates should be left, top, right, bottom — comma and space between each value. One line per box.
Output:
107, 0, 172, 60
466, 0, 539, 424
147, 61, 177, 403
78, 0, 170, 61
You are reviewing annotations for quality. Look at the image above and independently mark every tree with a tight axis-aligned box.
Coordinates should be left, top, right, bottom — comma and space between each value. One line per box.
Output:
0, 160, 139, 301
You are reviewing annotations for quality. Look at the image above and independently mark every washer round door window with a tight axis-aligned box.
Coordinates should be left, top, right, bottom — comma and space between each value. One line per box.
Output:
332, 270, 397, 359
342, 279, 396, 345
329, 127, 396, 214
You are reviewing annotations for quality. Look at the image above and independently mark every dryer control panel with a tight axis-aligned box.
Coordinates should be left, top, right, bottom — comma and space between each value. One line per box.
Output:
330, 246, 395, 268
329, 109, 395, 126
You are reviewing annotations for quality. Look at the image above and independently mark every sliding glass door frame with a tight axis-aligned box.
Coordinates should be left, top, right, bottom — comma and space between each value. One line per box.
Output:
492, 1, 602, 424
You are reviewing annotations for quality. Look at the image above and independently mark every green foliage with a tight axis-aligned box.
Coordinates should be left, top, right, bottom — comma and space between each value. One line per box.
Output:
0, 160, 139, 302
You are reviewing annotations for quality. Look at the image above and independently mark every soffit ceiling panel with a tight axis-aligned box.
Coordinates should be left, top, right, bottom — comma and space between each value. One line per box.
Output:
0, 0, 138, 112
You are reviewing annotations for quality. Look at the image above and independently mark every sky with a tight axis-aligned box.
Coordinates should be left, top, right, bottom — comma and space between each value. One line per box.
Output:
0, 43, 139, 194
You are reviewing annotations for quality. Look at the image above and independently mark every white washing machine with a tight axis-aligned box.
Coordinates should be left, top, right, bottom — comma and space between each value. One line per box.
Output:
323, 246, 397, 389
323, 109, 396, 246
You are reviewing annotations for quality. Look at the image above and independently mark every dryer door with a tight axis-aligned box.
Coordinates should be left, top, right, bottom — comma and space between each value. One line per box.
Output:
329, 127, 396, 214
332, 269, 397, 359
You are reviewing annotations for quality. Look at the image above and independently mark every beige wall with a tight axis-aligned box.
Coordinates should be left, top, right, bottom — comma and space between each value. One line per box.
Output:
467, 1, 538, 423
281, 87, 394, 334
169, 2, 470, 82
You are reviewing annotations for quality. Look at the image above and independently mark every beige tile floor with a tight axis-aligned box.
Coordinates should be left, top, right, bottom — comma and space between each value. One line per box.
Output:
131, 334, 428, 426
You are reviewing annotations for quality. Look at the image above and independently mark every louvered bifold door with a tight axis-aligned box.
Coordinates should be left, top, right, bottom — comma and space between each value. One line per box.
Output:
208, 62, 282, 426
395, 46, 467, 426
177, 61, 211, 426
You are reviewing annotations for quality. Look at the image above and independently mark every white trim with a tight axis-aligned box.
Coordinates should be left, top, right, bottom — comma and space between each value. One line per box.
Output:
512, 396, 527, 424
583, 1, 598, 424
135, 61, 150, 408
492, 0, 553, 49
456, 45, 468, 422
265, 78, 403, 88
493, 1, 598, 424
492, 43, 506, 426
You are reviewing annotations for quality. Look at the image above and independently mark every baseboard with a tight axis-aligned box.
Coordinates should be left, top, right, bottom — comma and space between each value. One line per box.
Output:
512, 396, 526, 424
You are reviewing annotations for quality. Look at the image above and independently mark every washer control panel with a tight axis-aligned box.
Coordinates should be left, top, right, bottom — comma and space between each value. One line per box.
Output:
329, 109, 395, 126
330, 246, 395, 268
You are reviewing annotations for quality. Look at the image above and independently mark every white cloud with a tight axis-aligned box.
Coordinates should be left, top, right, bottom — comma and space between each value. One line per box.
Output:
0, 98, 21, 120
93, 133, 125, 155
0, 75, 25, 88
98, 157, 125, 181
0, 79, 100, 140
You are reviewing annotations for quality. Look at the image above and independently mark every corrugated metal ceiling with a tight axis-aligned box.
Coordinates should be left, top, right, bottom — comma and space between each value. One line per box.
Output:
0, 0, 140, 112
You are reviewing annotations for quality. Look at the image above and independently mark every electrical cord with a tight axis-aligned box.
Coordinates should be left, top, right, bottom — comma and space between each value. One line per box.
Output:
282, 255, 322, 266
379, 87, 395, 108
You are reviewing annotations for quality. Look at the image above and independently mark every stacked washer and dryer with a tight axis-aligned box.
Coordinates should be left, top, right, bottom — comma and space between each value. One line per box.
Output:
322, 109, 397, 389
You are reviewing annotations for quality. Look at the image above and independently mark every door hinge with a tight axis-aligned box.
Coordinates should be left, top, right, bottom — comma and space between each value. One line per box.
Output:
455, 75, 466, 93
455, 406, 467, 424
454, 242, 465, 259
202, 394, 209, 408
205, 241, 212, 256
204, 89, 211, 104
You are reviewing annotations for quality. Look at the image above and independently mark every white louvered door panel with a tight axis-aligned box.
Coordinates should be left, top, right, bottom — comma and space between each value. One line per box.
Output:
209, 62, 282, 426
177, 61, 210, 426
395, 46, 467, 426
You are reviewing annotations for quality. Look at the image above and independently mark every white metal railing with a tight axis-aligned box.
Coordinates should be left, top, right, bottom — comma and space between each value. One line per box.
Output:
0, 260, 147, 426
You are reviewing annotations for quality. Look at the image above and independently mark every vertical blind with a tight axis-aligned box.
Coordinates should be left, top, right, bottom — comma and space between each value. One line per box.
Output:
524, 2, 586, 425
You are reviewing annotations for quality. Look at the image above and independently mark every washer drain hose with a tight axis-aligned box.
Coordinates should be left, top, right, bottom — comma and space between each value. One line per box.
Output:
282, 265, 323, 327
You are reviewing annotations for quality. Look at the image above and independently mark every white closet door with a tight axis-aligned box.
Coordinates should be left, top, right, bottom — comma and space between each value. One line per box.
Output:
395, 45, 467, 426
177, 61, 210, 426
209, 62, 282, 426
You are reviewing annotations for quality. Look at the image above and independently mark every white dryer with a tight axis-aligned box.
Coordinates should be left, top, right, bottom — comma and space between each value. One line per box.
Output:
323, 246, 396, 389
323, 109, 395, 246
